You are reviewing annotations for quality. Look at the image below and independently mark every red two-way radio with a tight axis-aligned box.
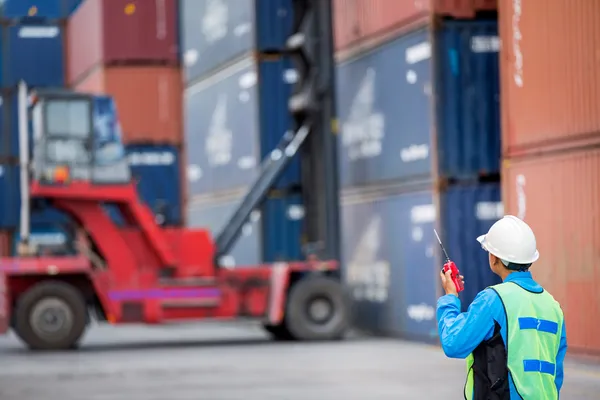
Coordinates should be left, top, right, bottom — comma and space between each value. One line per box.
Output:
434, 229, 464, 293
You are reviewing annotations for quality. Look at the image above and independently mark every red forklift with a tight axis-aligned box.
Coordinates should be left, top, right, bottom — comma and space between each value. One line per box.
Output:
0, 1, 348, 350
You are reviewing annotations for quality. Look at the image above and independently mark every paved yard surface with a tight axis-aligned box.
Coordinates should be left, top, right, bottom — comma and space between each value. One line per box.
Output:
0, 322, 598, 399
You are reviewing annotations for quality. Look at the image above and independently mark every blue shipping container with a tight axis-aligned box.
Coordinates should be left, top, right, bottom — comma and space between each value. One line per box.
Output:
0, 163, 19, 228
180, 0, 292, 84
336, 20, 500, 188
185, 56, 297, 197
341, 191, 438, 339
336, 29, 432, 188
440, 182, 503, 311
187, 197, 261, 267
105, 145, 182, 227
435, 20, 501, 179
0, 0, 82, 18
261, 194, 303, 262
127, 145, 182, 226
2, 21, 65, 88
13, 207, 76, 255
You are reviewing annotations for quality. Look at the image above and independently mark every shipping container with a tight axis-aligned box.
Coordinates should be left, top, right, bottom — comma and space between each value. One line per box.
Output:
333, 0, 497, 52
180, 0, 293, 84
337, 20, 500, 187
0, 163, 19, 229
261, 194, 304, 263
1, 89, 35, 160
0, 230, 11, 256
333, 0, 429, 52
502, 148, 600, 354
2, 19, 65, 88
341, 189, 438, 339
108, 145, 182, 226
67, 0, 179, 84
500, 0, 600, 157
13, 207, 76, 255
74, 66, 182, 145
185, 56, 297, 197
187, 196, 261, 267
439, 182, 503, 311
0, 0, 82, 18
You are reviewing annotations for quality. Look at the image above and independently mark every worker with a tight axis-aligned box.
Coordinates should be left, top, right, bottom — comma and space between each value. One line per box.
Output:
436, 215, 567, 399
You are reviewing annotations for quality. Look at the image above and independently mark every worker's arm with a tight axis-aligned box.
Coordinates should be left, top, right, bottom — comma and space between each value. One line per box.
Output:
555, 321, 568, 394
436, 289, 498, 359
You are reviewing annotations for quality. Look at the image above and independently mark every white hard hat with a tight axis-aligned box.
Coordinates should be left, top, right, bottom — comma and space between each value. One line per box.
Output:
477, 215, 539, 265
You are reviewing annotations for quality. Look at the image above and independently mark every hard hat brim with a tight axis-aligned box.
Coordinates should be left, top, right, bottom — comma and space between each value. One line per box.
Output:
476, 234, 540, 264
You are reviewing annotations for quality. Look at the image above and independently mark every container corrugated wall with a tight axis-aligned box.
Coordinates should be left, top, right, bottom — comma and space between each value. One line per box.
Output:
341, 190, 438, 340
126, 145, 182, 226
185, 57, 259, 196
343, 183, 505, 337
2, 20, 65, 88
185, 56, 295, 197
187, 196, 261, 267
73, 66, 183, 145
336, 29, 432, 187
435, 20, 501, 179
502, 148, 600, 354
439, 183, 503, 311
0, 163, 19, 228
332, 0, 430, 52
67, 0, 179, 84
499, 0, 600, 157
180, 0, 253, 84
1, 0, 82, 18
262, 194, 304, 262
14, 208, 76, 255
337, 20, 501, 188
180, 0, 292, 84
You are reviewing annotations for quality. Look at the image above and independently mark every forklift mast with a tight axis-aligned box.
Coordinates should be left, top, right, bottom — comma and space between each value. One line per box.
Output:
214, 0, 340, 266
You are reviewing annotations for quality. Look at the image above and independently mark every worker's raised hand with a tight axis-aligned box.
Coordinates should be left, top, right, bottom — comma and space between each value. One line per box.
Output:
440, 269, 464, 297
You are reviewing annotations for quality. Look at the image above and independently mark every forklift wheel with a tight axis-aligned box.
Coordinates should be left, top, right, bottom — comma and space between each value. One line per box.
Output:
284, 276, 349, 341
262, 323, 294, 341
14, 281, 87, 351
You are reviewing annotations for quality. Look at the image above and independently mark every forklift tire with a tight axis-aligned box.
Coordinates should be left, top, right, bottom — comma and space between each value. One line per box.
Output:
262, 323, 294, 341
284, 276, 350, 341
14, 281, 87, 351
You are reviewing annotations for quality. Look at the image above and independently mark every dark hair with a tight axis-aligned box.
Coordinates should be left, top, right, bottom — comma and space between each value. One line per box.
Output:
506, 262, 532, 272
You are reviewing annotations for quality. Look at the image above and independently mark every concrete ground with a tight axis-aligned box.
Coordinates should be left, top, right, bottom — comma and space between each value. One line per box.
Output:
0, 322, 598, 400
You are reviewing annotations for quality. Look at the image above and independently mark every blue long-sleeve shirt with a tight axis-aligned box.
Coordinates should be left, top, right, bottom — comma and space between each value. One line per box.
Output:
437, 271, 568, 398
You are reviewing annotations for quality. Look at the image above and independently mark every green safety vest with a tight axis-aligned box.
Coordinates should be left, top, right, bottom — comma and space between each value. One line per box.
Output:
464, 282, 564, 400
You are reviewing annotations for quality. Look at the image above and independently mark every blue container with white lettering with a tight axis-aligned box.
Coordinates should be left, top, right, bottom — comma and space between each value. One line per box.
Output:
336, 20, 500, 187
2, 19, 65, 88
341, 181, 503, 340
107, 145, 182, 227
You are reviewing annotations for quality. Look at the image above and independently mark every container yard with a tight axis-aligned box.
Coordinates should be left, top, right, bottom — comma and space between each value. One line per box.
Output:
0, 0, 598, 398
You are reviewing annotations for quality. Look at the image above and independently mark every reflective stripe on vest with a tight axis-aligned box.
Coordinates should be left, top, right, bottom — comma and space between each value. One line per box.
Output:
464, 282, 564, 400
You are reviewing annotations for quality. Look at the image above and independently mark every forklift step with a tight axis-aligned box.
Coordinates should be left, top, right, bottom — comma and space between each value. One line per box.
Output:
158, 277, 217, 287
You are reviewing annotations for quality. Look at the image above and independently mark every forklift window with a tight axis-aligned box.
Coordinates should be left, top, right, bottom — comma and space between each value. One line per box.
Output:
45, 100, 90, 139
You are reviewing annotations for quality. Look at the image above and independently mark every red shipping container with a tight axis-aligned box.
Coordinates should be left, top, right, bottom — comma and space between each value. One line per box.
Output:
74, 66, 183, 145
0, 231, 11, 257
333, 0, 430, 52
500, 0, 600, 157
333, 0, 497, 52
502, 148, 600, 354
67, 0, 179, 84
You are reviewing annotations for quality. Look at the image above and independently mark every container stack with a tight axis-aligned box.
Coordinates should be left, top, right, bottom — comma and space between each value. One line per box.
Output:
0, 0, 82, 256
67, 0, 184, 228
334, 0, 503, 341
499, 0, 600, 355
181, 0, 302, 267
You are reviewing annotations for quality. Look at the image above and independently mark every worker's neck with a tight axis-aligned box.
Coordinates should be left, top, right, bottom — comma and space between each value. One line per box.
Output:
499, 269, 514, 281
